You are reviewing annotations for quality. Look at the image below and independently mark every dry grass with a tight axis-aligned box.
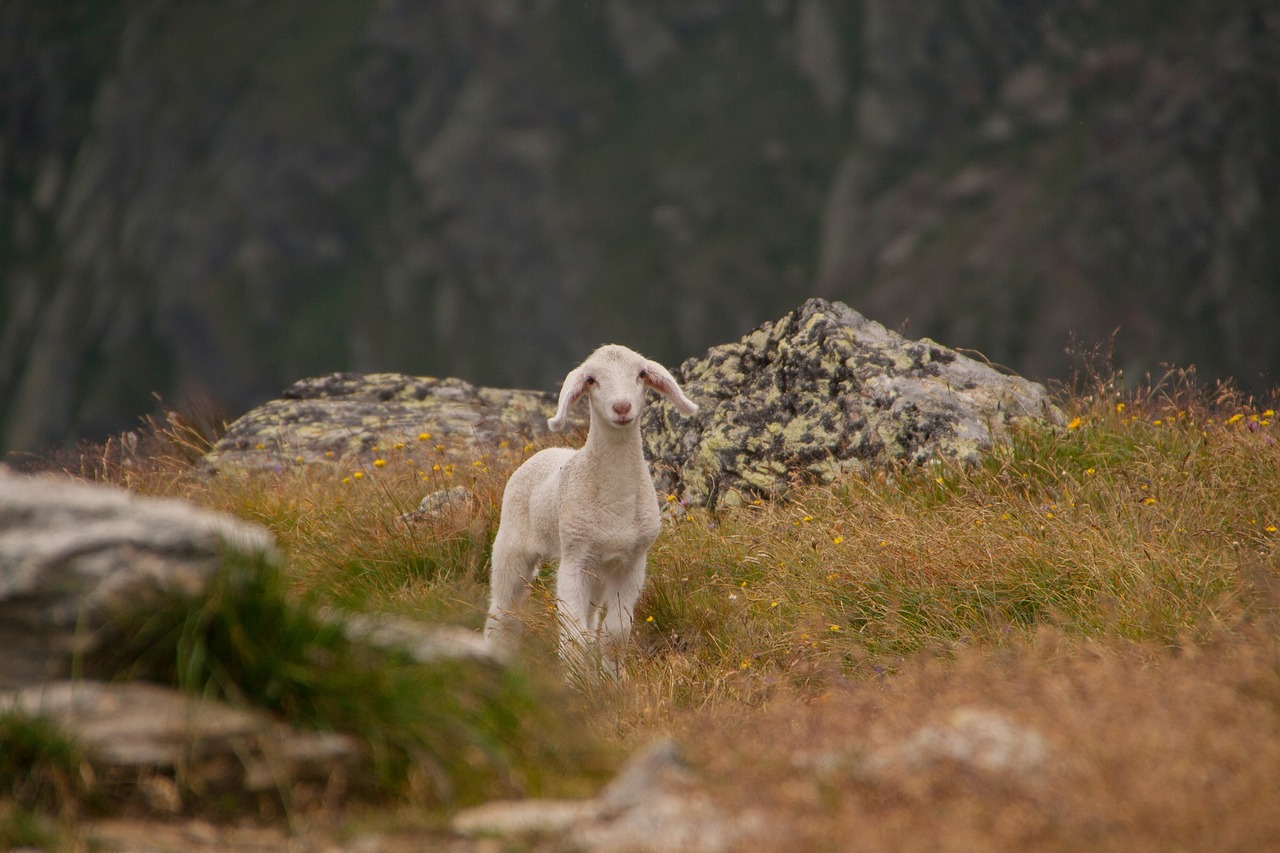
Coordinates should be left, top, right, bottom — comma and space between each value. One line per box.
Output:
15, 373, 1280, 848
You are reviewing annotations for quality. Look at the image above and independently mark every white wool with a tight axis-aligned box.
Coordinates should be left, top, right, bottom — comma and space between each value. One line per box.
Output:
484, 345, 698, 676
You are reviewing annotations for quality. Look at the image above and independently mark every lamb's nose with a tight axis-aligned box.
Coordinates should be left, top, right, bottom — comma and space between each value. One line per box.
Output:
612, 401, 633, 418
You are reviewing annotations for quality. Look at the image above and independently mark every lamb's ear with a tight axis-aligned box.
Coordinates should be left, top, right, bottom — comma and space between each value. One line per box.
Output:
548, 367, 590, 432
641, 360, 699, 416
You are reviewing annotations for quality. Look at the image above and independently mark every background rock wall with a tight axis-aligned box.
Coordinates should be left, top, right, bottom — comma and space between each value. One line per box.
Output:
2, 0, 1277, 454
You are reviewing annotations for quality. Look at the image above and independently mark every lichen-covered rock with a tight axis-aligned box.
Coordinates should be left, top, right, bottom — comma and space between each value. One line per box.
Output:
643, 298, 1063, 507
201, 372, 583, 472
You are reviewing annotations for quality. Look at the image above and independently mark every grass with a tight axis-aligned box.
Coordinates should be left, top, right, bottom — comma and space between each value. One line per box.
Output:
7, 371, 1280, 847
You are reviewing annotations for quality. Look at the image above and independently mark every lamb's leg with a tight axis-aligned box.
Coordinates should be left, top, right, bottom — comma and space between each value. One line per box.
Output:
484, 534, 538, 658
599, 560, 646, 678
555, 560, 606, 673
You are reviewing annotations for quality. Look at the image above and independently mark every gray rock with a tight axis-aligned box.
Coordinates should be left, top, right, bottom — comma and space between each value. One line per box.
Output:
0, 680, 360, 804
0, 470, 277, 689
871, 707, 1052, 779
643, 298, 1063, 507
202, 372, 583, 473
334, 611, 494, 665
452, 738, 767, 852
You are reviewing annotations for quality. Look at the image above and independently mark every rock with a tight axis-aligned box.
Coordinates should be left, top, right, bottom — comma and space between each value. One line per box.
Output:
452, 738, 765, 852
0, 680, 361, 807
643, 298, 1063, 507
870, 707, 1053, 780
0, 470, 277, 689
201, 372, 583, 473
400, 486, 472, 524
334, 611, 494, 665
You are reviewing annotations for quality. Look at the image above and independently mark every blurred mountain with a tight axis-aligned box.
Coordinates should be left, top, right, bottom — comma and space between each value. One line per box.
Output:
2, 0, 1277, 454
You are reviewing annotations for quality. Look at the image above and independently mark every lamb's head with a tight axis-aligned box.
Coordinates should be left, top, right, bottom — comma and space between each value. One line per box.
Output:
548, 344, 698, 433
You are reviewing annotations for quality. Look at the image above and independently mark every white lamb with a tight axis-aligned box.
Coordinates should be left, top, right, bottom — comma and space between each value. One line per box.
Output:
484, 344, 699, 674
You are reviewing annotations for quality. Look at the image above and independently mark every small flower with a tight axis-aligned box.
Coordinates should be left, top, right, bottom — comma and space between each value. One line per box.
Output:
1142, 496, 1157, 506
801, 515, 813, 523
828, 624, 842, 633
832, 535, 845, 544
1085, 467, 1096, 475
255, 443, 266, 450
295, 455, 304, 463
1066, 416, 1083, 430
373, 458, 387, 468
878, 540, 888, 547
666, 494, 677, 502
324, 451, 334, 458
1227, 413, 1245, 425
934, 476, 945, 484
769, 600, 779, 609
1153, 419, 1163, 426
393, 442, 405, 450
1115, 402, 1126, 413
352, 471, 364, 480
341, 477, 351, 485
418, 432, 432, 441
646, 615, 655, 623
1266, 525, 1278, 534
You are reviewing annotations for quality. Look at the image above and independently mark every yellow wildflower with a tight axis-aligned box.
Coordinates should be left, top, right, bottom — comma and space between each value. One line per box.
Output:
418, 432, 432, 441
373, 459, 387, 468
1066, 416, 1082, 430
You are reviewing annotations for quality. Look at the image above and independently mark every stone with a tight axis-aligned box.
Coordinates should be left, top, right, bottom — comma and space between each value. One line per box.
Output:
0, 680, 360, 805
642, 298, 1063, 507
334, 611, 494, 665
201, 372, 583, 473
0, 470, 277, 689
452, 738, 765, 852
871, 707, 1052, 779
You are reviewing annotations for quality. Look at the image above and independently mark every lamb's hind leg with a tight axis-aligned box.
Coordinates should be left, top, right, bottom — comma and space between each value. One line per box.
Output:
484, 534, 538, 659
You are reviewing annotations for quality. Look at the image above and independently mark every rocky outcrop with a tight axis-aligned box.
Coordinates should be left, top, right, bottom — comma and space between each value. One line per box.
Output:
644, 299, 1062, 507
0, 469, 276, 688
201, 372, 583, 473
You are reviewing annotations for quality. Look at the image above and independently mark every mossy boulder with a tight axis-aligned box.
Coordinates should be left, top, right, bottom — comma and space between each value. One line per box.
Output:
201, 372, 583, 473
642, 298, 1063, 507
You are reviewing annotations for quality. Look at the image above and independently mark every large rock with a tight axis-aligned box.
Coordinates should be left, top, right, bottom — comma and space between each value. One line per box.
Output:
0, 469, 277, 689
201, 372, 582, 473
0, 680, 360, 810
643, 299, 1062, 507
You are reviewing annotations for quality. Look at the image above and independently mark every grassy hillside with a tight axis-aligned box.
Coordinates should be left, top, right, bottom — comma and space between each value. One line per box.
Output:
10, 372, 1280, 848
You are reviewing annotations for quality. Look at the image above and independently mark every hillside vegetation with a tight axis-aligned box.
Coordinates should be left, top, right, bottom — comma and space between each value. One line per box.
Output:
11, 371, 1280, 848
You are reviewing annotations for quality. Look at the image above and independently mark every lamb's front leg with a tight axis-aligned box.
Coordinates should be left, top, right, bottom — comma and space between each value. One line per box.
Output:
555, 559, 605, 674
599, 560, 646, 678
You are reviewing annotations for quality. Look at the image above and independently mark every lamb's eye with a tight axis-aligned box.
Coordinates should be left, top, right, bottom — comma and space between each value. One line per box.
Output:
584, 375, 596, 385
638, 369, 648, 380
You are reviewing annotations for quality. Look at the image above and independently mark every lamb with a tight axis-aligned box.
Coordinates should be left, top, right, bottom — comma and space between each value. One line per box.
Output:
484, 344, 699, 674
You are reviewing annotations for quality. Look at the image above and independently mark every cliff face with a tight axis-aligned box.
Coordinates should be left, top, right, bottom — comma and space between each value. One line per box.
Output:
3, 0, 1277, 454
